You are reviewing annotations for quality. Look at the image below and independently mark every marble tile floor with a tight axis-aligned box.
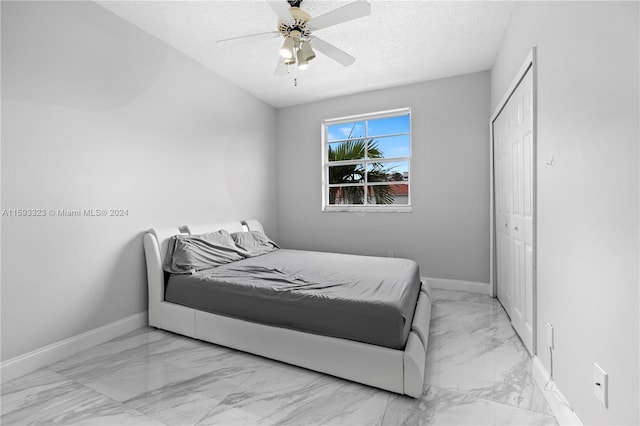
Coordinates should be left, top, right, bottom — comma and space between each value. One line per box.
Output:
1, 289, 557, 425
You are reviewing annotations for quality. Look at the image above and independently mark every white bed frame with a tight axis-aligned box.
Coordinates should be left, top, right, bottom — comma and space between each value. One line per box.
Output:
143, 219, 432, 397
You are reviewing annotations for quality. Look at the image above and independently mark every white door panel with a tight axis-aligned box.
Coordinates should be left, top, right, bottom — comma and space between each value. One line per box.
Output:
494, 104, 512, 316
493, 66, 535, 354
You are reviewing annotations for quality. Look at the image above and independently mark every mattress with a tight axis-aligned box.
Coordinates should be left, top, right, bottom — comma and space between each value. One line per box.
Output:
165, 249, 421, 349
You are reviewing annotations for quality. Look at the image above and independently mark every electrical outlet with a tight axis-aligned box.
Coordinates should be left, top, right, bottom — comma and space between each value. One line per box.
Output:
546, 323, 554, 349
594, 363, 608, 408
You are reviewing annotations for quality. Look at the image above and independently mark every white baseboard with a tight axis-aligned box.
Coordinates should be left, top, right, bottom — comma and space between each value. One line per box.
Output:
531, 356, 582, 425
423, 277, 491, 295
1, 311, 147, 383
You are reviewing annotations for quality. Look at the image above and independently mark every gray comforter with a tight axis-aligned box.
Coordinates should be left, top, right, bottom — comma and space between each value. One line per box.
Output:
165, 249, 421, 349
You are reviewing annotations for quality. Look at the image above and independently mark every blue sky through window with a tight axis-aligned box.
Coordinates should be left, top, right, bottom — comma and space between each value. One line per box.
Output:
327, 121, 365, 141
367, 115, 410, 137
374, 135, 410, 159
327, 113, 409, 142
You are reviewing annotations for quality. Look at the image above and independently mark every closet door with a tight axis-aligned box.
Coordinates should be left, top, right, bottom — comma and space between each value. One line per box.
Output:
494, 103, 513, 318
493, 66, 534, 355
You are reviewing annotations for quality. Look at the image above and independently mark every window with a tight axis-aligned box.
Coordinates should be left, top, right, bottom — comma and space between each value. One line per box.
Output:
322, 108, 411, 212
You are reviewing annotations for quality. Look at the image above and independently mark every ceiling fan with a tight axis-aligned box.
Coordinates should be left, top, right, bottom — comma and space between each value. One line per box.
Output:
216, 0, 371, 75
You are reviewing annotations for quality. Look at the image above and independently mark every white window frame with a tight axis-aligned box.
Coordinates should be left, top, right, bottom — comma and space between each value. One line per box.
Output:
321, 107, 412, 212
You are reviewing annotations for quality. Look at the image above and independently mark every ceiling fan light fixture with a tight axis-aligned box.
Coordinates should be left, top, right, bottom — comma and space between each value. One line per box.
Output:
289, 30, 302, 47
300, 40, 316, 62
219, 0, 369, 76
280, 36, 295, 59
297, 48, 309, 70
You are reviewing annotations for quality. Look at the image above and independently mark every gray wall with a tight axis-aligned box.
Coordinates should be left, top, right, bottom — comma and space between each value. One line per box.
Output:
276, 72, 490, 283
491, 2, 639, 424
1, 1, 277, 361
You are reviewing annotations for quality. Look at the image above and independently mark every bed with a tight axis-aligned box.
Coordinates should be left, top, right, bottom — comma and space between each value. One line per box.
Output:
143, 219, 432, 397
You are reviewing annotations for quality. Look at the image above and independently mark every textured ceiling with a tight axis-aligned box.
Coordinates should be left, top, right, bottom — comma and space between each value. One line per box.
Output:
97, 1, 515, 108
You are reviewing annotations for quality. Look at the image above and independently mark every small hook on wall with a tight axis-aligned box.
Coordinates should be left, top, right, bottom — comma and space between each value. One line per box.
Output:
546, 152, 554, 166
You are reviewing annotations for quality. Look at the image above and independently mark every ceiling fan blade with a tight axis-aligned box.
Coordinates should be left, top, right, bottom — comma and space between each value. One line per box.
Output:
310, 37, 356, 67
267, 1, 293, 23
275, 58, 289, 76
217, 31, 280, 47
309, 1, 371, 31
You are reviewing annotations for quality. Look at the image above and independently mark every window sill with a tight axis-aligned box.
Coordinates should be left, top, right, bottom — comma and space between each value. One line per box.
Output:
322, 206, 412, 213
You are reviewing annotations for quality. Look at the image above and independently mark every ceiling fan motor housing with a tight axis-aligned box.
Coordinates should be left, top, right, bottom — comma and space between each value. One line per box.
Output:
278, 6, 312, 39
